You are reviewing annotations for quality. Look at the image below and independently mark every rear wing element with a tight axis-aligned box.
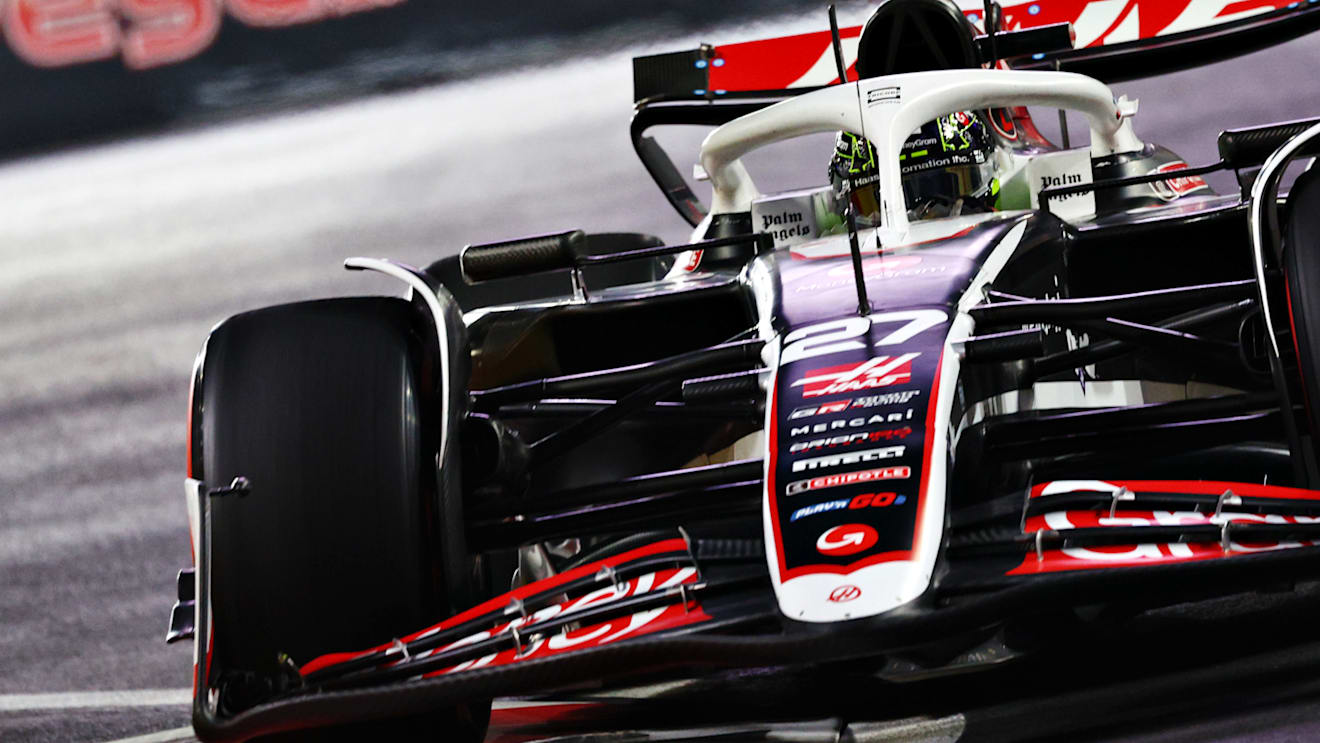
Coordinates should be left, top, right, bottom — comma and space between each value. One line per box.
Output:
633, 0, 1320, 102
632, 25, 862, 102
1005, 0, 1320, 81
632, 20, 1068, 102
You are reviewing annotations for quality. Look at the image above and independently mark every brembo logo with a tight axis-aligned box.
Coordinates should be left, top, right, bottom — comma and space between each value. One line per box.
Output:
794, 355, 917, 398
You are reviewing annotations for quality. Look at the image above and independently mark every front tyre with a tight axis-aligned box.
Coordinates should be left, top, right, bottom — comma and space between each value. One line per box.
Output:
193, 296, 485, 740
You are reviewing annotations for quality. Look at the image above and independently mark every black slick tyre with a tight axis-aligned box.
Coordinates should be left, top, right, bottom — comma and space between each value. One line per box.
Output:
193, 296, 486, 741
1284, 167, 1320, 450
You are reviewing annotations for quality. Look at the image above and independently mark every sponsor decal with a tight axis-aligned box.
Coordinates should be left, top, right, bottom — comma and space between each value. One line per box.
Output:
788, 427, 912, 453
1, 0, 404, 70
849, 491, 906, 508
1011, 509, 1320, 575
791, 492, 907, 521
825, 255, 921, 278
791, 446, 904, 473
792, 267, 949, 292
789, 401, 850, 419
790, 498, 850, 522
866, 86, 900, 105
855, 391, 922, 407
682, 249, 704, 272
790, 414, 914, 435
420, 567, 706, 676
785, 466, 911, 496
968, 1, 1297, 53
792, 493, 908, 522
828, 588, 860, 604
816, 524, 879, 556
699, 2, 1295, 95
1030, 479, 1320, 502
990, 108, 1018, 141
794, 355, 917, 398
1040, 171, 1083, 190
790, 224, 976, 261
751, 187, 831, 248
788, 390, 921, 420
760, 209, 812, 244
1026, 148, 1095, 220
1149, 161, 1209, 201
828, 584, 862, 603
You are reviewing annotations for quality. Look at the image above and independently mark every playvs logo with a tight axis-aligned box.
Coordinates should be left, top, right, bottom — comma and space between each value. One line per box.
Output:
793, 354, 917, 398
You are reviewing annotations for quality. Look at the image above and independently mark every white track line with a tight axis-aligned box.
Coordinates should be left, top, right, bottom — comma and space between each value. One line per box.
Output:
0, 688, 190, 711
103, 726, 196, 743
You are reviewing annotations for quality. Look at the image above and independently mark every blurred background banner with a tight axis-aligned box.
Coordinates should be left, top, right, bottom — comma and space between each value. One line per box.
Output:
0, 0, 826, 153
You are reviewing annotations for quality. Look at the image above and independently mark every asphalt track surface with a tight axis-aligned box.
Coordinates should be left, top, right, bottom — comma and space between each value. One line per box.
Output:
3, 16, 1320, 742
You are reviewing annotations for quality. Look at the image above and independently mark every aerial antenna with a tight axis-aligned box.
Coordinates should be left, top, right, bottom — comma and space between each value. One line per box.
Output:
828, 4, 850, 85
982, 0, 999, 65
828, 4, 871, 317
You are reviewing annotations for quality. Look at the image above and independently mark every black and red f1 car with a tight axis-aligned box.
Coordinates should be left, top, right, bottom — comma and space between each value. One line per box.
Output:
168, 1, 1320, 740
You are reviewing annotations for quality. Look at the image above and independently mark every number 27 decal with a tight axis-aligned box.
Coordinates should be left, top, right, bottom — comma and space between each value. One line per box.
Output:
780, 309, 948, 365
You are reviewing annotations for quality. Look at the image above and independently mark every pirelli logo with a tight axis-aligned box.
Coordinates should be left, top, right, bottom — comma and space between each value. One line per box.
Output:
789, 446, 905, 474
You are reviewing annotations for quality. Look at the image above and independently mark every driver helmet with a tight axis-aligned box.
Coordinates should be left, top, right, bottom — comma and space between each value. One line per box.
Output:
829, 109, 1000, 224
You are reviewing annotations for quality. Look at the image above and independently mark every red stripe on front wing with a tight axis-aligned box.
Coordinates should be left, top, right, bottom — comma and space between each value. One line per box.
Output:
1030, 480, 1320, 501
300, 538, 689, 675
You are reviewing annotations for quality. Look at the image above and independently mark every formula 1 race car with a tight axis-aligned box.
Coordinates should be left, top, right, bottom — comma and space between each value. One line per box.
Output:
168, 1, 1320, 740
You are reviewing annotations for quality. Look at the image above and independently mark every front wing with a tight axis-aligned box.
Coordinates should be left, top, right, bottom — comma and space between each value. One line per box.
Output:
186, 473, 1320, 741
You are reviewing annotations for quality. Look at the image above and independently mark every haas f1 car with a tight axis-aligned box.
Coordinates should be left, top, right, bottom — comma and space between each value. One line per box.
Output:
168, 1, 1320, 739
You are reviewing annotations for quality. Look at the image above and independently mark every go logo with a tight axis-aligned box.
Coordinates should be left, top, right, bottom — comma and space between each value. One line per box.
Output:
816, 524, 878, 556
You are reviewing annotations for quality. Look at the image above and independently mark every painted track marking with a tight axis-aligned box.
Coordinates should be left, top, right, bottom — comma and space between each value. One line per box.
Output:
0, 688, 190, 711
104, 726, 196, 743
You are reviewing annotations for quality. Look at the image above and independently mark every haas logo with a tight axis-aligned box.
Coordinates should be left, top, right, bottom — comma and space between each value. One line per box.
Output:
828, 585, 862, 603
816, 524, 879, 556
794, 355, 917, 398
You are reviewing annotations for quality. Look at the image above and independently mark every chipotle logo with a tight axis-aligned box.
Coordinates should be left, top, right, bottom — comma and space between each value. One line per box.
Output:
1149, 162, 1209, 201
